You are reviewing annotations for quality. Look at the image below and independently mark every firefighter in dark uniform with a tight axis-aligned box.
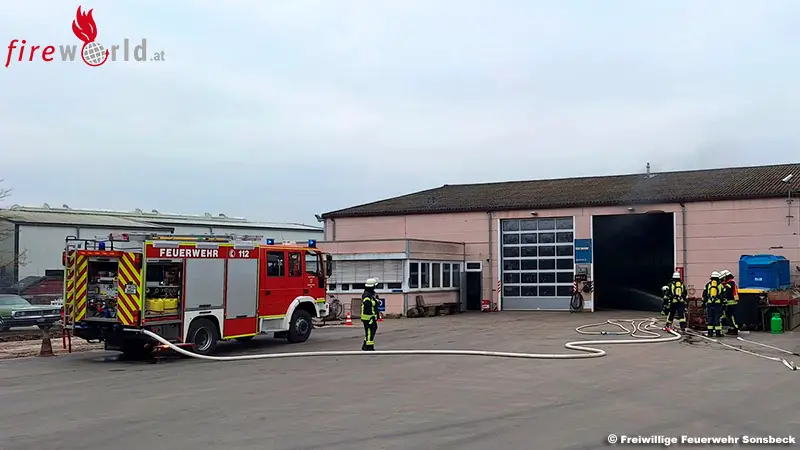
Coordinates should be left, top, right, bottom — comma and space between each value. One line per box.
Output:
703, 271, 725, 338
664, 272, 687, 332
660, 286, 670, 317
720, 269, 739, 335
360, 278, 381, 351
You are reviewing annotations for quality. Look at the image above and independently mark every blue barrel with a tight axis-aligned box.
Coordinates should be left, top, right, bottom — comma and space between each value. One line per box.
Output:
738, 254, 791, 290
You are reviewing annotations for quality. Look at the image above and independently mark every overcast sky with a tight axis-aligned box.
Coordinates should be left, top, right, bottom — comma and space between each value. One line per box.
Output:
1, 0, 798, 224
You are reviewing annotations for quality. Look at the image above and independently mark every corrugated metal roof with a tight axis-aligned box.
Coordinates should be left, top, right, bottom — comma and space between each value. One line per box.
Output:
142, 216, 323, 231
3, 206, 322, 231
322, 162, 800, 218
0, 210, 171, 229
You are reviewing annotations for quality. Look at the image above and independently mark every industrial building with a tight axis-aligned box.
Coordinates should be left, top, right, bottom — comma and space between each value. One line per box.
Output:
320, 163, 800, 315
0, 205, 322, 299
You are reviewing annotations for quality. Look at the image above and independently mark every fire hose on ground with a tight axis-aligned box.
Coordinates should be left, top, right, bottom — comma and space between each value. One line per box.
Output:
684, 329, 798, 371
126, 318, 682, 362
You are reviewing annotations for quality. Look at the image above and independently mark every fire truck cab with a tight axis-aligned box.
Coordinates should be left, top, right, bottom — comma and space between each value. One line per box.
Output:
62, 233, 331, 356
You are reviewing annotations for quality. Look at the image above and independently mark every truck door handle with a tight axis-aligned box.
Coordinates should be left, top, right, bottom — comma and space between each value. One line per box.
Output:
304, 289, 309, 294
264, 291, 270, 296
199, 304, 211, 308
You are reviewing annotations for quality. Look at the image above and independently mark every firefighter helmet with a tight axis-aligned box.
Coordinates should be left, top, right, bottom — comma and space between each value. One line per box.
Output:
711, 271, 720, 279
365, 278, 379, 288
661, 286, 669, 292
672, 272, 681, 279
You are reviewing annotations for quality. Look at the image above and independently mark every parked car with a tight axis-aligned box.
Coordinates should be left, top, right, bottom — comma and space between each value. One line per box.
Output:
0, 294, 62, 331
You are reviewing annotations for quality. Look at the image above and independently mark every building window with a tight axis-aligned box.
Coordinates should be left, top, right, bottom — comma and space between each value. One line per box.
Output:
406, 261, 462, 290
500, 217, 575, 309
409, 262, 419, 288
432, 263, 441, 288
329, 259, 404, 291
267, 251, 285, 277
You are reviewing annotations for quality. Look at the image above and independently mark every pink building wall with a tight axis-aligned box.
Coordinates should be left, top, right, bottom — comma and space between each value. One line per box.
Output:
325, 198, 800, 306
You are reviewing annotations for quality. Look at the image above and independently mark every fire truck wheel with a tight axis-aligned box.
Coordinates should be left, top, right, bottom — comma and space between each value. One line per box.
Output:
187, 318, 219, 355
286, 309, 313, 343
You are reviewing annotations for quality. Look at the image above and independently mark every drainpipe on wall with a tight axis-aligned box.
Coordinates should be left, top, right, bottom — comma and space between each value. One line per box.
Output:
331, 218, 336, 241
404, 239, 410, 315
680, 203, 688, 285
487, 211, 494, 309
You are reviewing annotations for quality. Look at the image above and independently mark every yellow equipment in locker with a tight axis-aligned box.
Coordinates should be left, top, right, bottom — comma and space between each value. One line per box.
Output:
147, 298, 165, 313
163, 298, 178, 312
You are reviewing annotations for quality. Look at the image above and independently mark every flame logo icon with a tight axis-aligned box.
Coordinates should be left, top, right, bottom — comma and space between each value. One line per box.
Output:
71, 6, 109, 67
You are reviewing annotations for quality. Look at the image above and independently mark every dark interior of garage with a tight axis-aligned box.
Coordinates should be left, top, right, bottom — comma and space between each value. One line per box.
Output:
592, 212, 675, 311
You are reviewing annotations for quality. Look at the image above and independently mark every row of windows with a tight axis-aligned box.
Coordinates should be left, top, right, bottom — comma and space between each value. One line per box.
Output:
503, 271, 575, 284
266, 251, 319, 277
501, 217, 574, 231
503, 245, 574, 258
504, 285, 574, 297
328, 283, 403, 291
502, 232, 574, 244
409, 262, 461, 289
503, 258, 574, 271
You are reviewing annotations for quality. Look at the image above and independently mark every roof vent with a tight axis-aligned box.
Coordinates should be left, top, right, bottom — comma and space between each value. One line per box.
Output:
151, 209, 159, 214
219, 213, 227, 218
43, 203, 50, 209
62, 204, 70, 209
205, 213, 212, 217
644, 162, 656, 179
135, 208, 143, 214
9, 204, 20, 210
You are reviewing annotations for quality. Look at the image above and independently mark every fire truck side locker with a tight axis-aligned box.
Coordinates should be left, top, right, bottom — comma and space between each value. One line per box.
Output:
223, 258, 259, 339
182, 258, 225, 347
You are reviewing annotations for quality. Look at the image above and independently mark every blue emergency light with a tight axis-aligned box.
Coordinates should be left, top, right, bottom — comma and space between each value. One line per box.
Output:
98, 242, 106, 250
308, 239, 317, 248
266, 238, 275, 245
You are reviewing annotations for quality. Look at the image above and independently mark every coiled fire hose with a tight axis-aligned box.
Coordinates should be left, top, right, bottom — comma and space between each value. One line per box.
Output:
684, 329, 798, 371
127, 317, 681, 362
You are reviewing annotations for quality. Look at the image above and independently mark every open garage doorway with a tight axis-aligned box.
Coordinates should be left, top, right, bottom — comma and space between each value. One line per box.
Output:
592, 212, 675, 311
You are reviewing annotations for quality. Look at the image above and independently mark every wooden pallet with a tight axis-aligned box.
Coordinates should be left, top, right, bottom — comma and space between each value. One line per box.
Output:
687, 298, 706, 330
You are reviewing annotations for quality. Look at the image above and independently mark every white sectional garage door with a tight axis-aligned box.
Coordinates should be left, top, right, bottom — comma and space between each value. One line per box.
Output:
500, 217, 575, 310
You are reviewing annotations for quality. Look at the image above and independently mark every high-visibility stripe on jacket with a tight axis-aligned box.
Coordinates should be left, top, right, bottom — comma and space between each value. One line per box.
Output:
361, 292, 380, 320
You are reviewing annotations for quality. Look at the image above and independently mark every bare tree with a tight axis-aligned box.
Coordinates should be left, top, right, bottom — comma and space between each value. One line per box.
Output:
0, 181, 27, 279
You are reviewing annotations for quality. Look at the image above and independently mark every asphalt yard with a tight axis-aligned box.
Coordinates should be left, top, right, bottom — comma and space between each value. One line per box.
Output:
1, 311, 798, 450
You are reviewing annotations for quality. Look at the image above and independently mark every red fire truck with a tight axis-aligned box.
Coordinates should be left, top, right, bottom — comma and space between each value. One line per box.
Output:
61, 233, 331, 356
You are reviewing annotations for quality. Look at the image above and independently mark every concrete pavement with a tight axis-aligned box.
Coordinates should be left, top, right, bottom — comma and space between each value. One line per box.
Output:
1, 311, 797, 450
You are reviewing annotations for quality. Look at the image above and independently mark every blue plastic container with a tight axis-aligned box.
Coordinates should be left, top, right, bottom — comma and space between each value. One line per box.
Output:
738, 254, 791, 290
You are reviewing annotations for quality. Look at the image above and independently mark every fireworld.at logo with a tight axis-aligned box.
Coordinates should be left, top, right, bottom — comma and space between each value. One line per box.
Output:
5, 5, 166, 68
